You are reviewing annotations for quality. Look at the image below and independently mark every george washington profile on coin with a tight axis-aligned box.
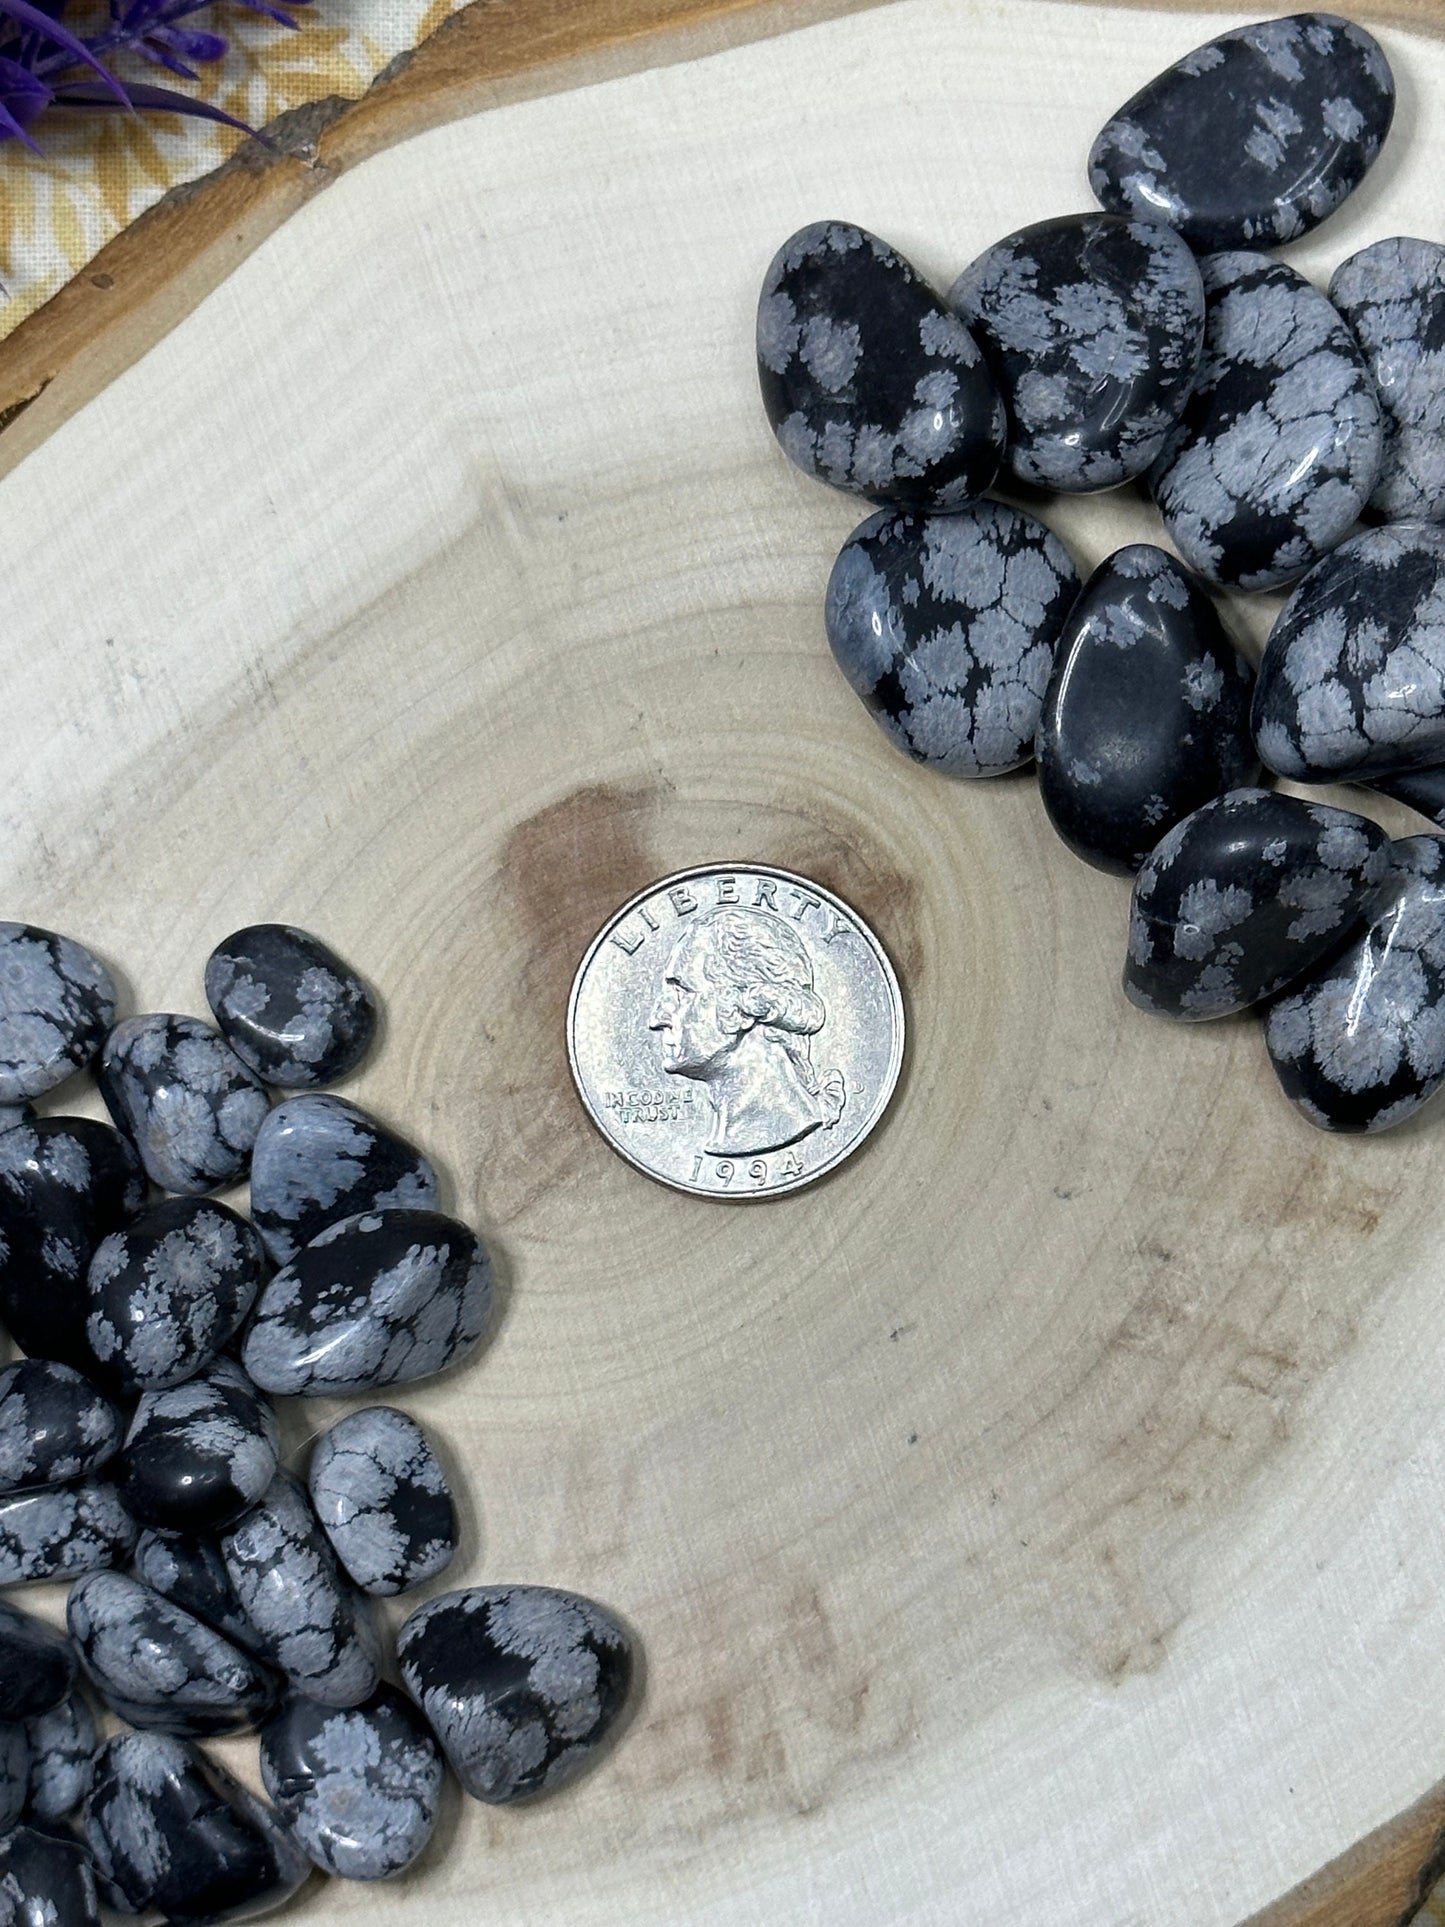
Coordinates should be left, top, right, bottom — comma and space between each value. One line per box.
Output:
647, 904, 846, 1157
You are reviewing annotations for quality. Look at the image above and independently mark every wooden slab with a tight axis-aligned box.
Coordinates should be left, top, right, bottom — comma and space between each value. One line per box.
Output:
6, 2, 1445, 1922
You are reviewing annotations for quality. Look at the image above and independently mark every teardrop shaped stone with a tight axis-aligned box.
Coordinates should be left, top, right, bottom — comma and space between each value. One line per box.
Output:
758, 221, 1003, 510
1037, 544, 1258, 875
1089, 13, 1394, 251
248, 1093, 440, 1267
1125, 788, 1389, 1018
1330, 237, 1445, 525
118, 1358, 279, 1533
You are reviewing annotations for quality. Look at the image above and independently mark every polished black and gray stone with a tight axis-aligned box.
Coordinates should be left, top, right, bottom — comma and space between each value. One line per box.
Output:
206, 924, 377, 1089
97, 1013, 270, 1195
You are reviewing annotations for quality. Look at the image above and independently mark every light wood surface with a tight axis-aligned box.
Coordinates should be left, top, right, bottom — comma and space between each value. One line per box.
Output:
7, 2, 1445, 1923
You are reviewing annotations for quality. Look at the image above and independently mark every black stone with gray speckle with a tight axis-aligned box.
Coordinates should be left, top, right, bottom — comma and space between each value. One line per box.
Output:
1253, 523, 1445, 783
83, 1731, 309, 1921
133, 1528, 267, 1659
308, 1406, 457, 1598
206, 924, 377, 1089
249, 1093, 440, 1268
1364, 764, 1445, 828
85, 1196, 265, 1396
0, 1479, 136, 1587
22, 1689, 95, 1822
1267, 834, 1445, 1132
948, 214, 1204, 493
0, 1823, 100, 1927
0, 1360, 121, 1494
0, 1117, 144, 1371
260, 1685, 443, 1882
0, 1604, 74, 1722
0, 1724, 28, 1832
68, 1569, 280, 1739
221, 1471, 381, 1708
0, 924, 115, 1106
1149, 251, 1382, 591
757, 221, 1004, 510
823, 502, 1079, 777
397, 1584, 633, 1804
1089, 13, 1394, 252
1331, 237, 1445, 525
1037, 544, 1259, 877
97, 1013, 270, 1195
1125, 787, 1389, 1019
0, 1107, 30, 1137
242, 1208, 493, 1398
118, 1358, 279, 1534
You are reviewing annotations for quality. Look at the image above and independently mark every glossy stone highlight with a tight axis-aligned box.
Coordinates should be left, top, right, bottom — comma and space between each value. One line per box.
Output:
0, 1480, 136, 1587
97, 1013, 270, 1195
260, 1686, 443, 1881
1037, 544, 1258, 876
83, 1731, 309, 1921
221, 1471, 381, 1708
0, 1360, 121, 1494
949, 214, 1204, 492
0, 1823, 101, 1927
1125, 788, 1389, 1019
206, 924, 377, 1089
1150, 251, 1382, 591
0, 924, 115, 1105
1331, 237, 1445, 525
0, 1117, 144, 1370
824, 502, 1078, 777
757, 221, 1004, 510
248, 1093, 440, 1268
242, 1208, 493, 1398
118, 1358, 280, 1534
1253, 523, 1445, 782
23, 1688, 96, 1822
85, 1196, 265, 1396
308, 1406, 457, 1597
0, 1603, 75, 1722
398, 1584, 633, 1804
1089, 13, 1394, 251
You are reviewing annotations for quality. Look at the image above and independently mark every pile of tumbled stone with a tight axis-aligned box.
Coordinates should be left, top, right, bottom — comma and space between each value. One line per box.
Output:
0, 920, 632, 1920
759, 10, 1445, 1136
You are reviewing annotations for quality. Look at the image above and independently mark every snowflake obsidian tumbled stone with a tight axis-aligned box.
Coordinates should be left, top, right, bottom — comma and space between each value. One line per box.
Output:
118, 1358, 280, 1533
824, 502, 1079, 776
1125, 788, 1390, 1019
260, 1686, 444, 1881
1330, 238, 1445, 525
205, 924, 377, 1089
308, 1406, 457, 1597
134, 1528, 265, 1658
0, 923, 115, 1105
0, 1722, 28, 1831
0, 1823, 101, 1927
0, 1479, 136, 1586
948, 213, 1204, 493
248, 1093, 440, 1268
0, 1359, 121, 1494
0, 1602, 74, 1722
1088, 13, 1394, 252
97, 1012, 270, 1195
23, 1687, 97, 1822
1149, 251, 1382, 591
398, 1584, 634, 1804
757, 221, 1004, 510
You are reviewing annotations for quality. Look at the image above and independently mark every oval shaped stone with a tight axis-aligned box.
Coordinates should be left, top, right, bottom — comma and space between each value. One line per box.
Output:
0, 1603, 74, 1722
308, 1407, 457, 1598
0, 1360, 121, 1494
23, 1688, 96, 1822
0, 1721, 28, 1831
1037, 544, 1259, 876
1125, 788, 1389, 1019
823, 501, 1079, 777
0, 1117, 144, 1370
0, 924, 115, 1105
68, 1570, 279, 1738
221, 1472, 381, 1709
1266, 834, 1445, 1131
259, 1685, 443, 1881
757, 221, 1003, 510
948, 214, 1204, 492
1149, 251, 1382, 591
97, 1013, 270, 1195
1330, 237, 1445, 525
118, 1359, 279, 1534
398, 1584, 633, 1804
134, 1528, 266, 1659
248, 1093, 440, 1268
0, 1824, 100, 1927
0, 1480, 136, 1587
205, 924, 377, 1089
1253, 524, 1445, 782
1089, 13, 1394, 252
83, 1731, 308, 1921
242, 1208, 493, 1398
85, 1196, 265, 1396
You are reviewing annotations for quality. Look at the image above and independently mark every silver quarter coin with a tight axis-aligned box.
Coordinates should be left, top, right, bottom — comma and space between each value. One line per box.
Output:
567, 863, 905, 1199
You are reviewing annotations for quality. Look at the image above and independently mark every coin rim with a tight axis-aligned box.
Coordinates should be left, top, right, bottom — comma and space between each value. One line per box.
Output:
565, 861, 907, 1202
